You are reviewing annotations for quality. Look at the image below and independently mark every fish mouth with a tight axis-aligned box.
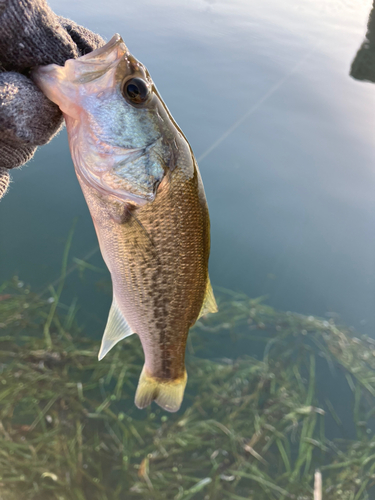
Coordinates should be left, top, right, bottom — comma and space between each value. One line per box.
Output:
78, 34, 127, 61
32, 34, 129, 110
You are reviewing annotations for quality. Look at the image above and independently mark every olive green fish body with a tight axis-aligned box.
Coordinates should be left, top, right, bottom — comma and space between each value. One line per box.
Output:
78, 157, 210, 382
32, 34, 217, 412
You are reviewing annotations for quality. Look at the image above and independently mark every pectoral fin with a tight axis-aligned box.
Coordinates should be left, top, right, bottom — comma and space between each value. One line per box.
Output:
197, 277, 218, 320
98, 296, 134, 360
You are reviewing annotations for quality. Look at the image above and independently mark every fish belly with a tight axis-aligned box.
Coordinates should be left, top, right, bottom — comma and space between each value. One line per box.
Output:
77, 167, 210, 410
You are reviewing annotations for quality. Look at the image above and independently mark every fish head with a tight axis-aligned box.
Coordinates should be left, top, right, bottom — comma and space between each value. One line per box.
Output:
32, 34, 188, 206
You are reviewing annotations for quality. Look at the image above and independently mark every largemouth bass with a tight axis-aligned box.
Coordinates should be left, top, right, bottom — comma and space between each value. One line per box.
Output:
32, 34, 217, 412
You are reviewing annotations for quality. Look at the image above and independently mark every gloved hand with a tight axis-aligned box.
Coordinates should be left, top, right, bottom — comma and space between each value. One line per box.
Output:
0, 0, 105, 200
350, 1, 375, 82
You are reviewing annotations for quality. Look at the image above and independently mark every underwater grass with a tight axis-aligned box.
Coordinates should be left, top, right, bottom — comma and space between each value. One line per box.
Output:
1, 279, 375, 499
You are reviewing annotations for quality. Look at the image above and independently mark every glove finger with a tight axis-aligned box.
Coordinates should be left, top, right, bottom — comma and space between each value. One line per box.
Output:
0, 72, 63, 147
0, 137, 37, 170
0, 0, 79, 71
59, 17, 105, 55
0, 166, 10, 199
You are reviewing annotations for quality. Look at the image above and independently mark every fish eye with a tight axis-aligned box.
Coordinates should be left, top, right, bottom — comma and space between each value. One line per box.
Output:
122, 78, 150, 105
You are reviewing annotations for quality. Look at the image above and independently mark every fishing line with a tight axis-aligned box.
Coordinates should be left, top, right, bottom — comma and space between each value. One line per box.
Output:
196, 40, 322, 301
36, 43, 320, 301
197, 42, 321, 164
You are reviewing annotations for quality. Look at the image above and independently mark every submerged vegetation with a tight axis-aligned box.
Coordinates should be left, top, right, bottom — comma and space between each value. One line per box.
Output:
1, 275, 375, 499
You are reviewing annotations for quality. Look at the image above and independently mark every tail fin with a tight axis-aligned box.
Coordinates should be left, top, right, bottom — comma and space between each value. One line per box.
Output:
135, 366, 187, 413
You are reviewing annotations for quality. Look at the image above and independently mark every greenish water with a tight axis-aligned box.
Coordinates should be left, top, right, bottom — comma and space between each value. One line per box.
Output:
2, 281, 375, 499
2, 0, 375, 333
1, 0, 375, 498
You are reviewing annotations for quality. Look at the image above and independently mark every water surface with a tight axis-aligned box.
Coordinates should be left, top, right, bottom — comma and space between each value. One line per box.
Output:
1, 0, 374, 333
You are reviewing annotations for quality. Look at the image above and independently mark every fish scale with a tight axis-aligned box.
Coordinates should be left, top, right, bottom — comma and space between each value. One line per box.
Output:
32, 33, 217, 412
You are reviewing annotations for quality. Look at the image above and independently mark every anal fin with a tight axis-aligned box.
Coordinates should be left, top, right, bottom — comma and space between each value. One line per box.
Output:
98, 296, 134, 360
197, 276, 218, 320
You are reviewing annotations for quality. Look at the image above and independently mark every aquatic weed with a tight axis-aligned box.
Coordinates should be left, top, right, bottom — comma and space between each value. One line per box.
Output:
0, 281, 375, 498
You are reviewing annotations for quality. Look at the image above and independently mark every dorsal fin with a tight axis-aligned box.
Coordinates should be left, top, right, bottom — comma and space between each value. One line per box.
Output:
98, 296, 134, 360
197, 277, 218, 320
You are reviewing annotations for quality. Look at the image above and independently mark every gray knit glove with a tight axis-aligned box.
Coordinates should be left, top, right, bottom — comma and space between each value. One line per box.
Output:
0, 0, 105, 199
350, 1, 375, 82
